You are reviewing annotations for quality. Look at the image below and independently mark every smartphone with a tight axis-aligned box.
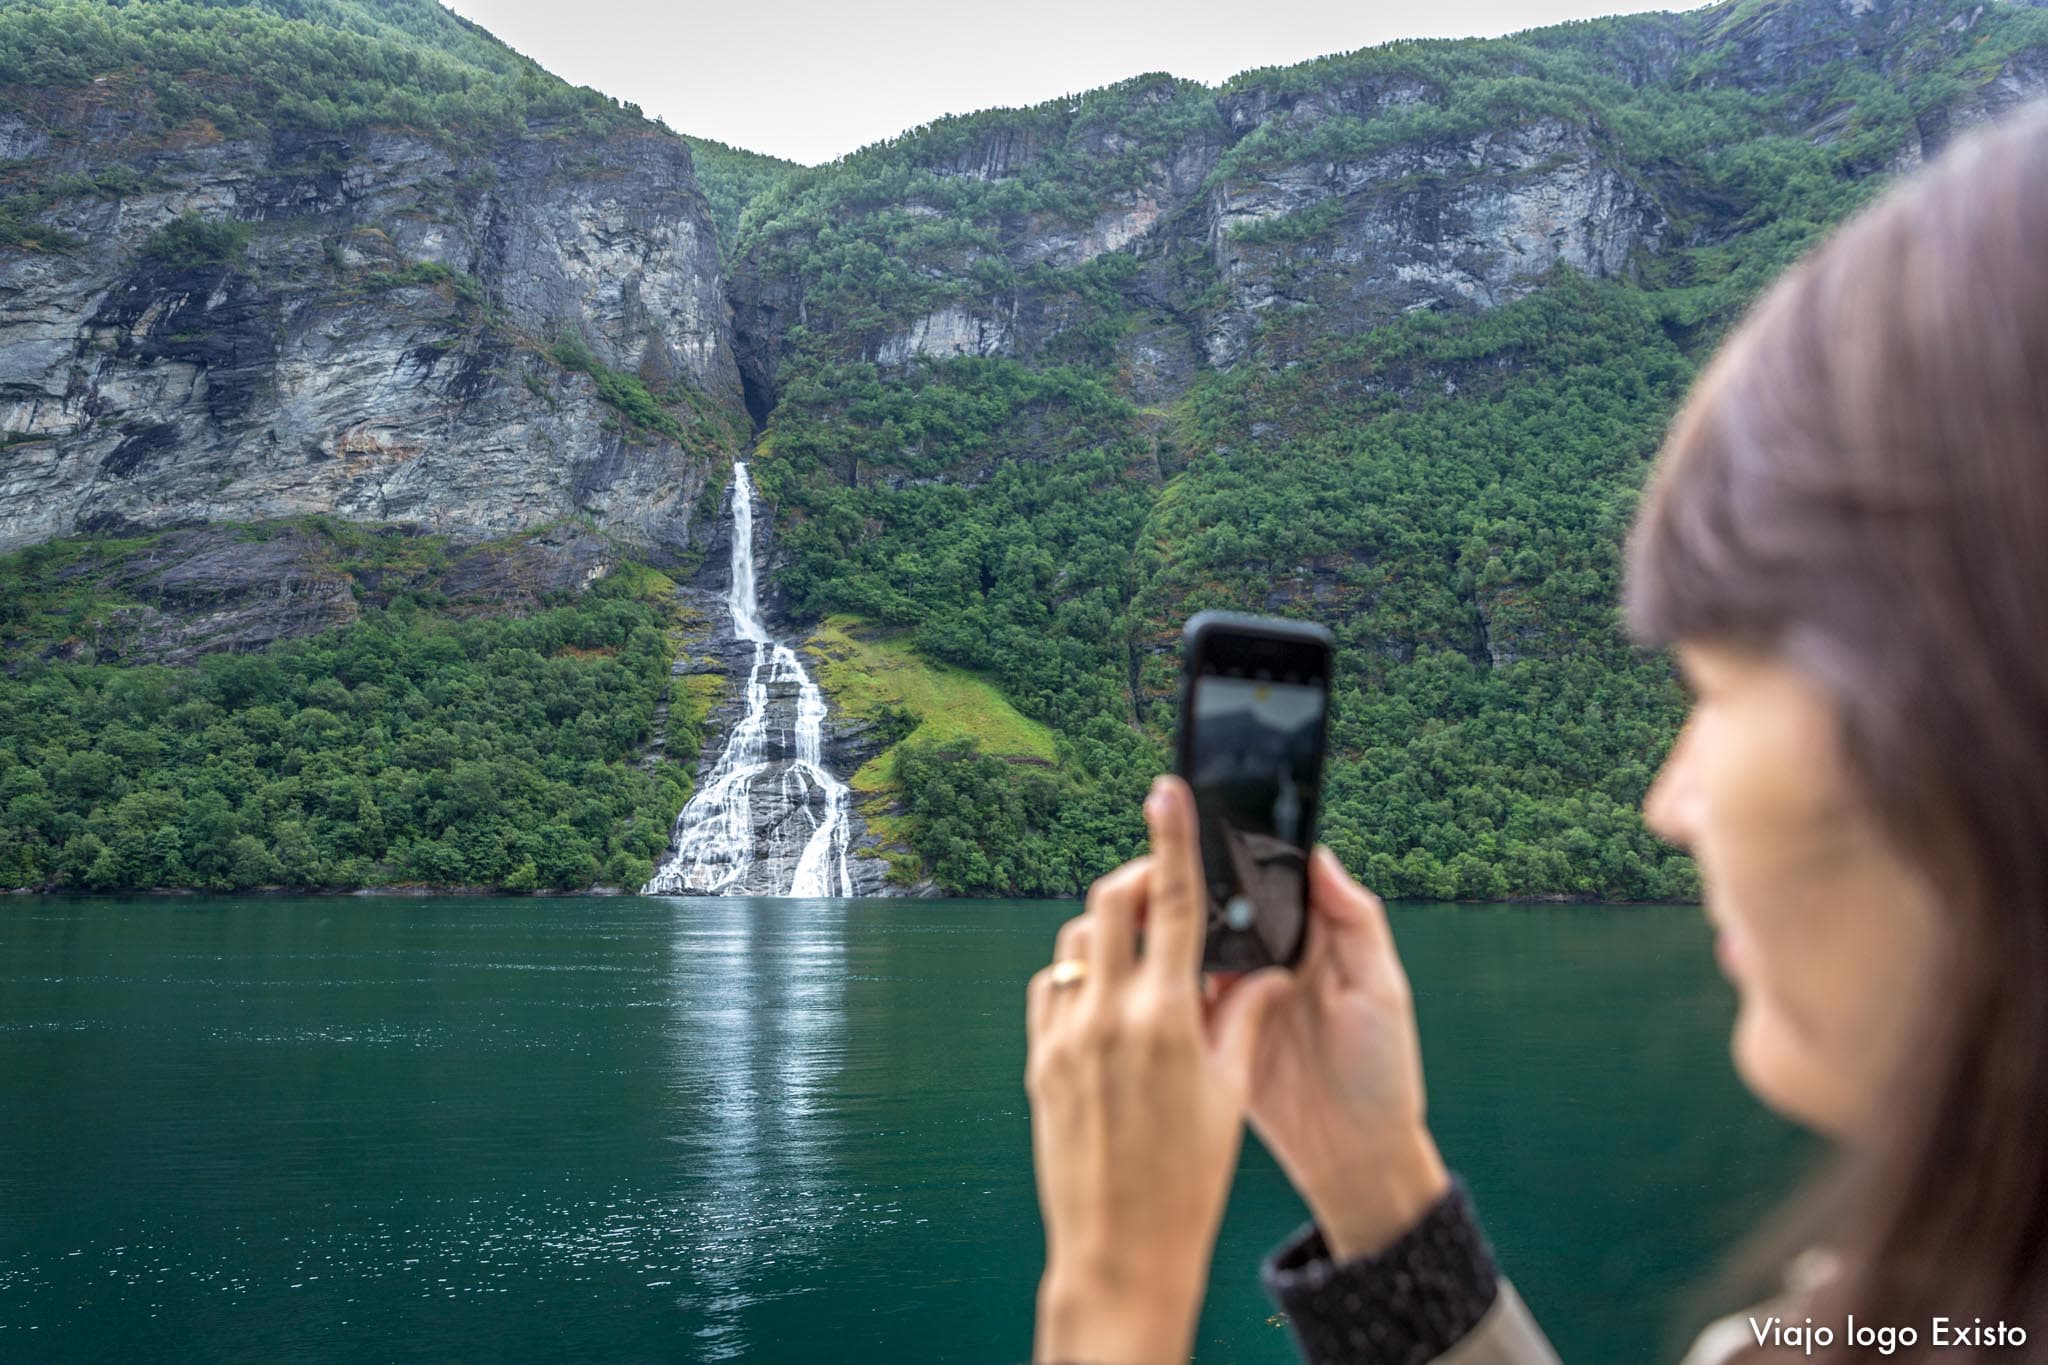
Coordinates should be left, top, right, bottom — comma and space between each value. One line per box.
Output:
1173, 611, 1335, 973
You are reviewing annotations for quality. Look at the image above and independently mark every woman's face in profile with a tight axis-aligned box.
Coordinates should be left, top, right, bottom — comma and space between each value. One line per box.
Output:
1643, 641, 1943, 1139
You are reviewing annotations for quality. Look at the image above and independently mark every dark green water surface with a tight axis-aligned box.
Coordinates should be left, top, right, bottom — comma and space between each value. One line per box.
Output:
0, 897, 1805, 1363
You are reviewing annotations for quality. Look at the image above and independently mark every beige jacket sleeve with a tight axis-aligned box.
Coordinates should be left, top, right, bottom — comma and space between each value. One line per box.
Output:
1435, 1280, 1792, 1365
1434, 1282, 1562, 1365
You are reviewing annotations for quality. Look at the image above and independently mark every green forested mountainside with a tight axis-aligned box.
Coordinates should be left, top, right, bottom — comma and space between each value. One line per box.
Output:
0, 529, 698, 892
756, 278, 1701, 899
731, 72, 1223, 350
0, 0, 733, 895
1139, 278, 1696, 899
755, 359, 1163, 894
727, 0, 2048, 358
730, 0, 2048, 899
5, 0, 2046, 897
683, 136, 802, 258
0, 0, 634, 135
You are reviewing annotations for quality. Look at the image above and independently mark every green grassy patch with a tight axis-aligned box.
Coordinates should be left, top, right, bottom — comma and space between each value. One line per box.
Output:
0, 532, 168, 655
141, 212, 253, 268
612, 562, 679, 603
360, 259, 486, 306
803, 613, 1057, 794
661, 671, 727, 770
676, 671, 726, 722
550, 333, 689, 444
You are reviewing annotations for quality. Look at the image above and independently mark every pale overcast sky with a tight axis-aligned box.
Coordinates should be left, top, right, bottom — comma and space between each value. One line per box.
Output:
435, 1, 1693, 165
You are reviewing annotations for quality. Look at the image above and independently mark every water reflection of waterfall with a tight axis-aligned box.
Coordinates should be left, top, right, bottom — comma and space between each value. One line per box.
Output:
662, 901, 848, 1360
643, 463, 856, 897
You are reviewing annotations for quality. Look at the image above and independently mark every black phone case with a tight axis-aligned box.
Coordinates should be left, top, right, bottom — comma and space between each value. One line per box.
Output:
1173, 611, 1335, 972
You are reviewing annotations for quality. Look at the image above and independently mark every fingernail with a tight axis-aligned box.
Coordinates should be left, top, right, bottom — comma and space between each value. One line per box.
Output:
1144, 777, 1164, 816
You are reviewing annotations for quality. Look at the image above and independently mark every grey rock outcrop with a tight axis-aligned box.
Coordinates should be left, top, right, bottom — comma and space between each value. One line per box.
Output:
0, 103, 747, 555
1201, 117, 1665, 367
77, 525, 362, 666
45, 521, 623, 667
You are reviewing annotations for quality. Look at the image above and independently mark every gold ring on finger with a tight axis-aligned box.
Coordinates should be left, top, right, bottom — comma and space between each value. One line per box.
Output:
1049, 958, 1089, 989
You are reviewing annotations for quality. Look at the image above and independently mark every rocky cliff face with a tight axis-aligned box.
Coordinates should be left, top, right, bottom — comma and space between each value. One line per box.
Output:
9, 0, 2046, 567
725, 0, 2048, 405
1200, 115, 1665, 367
0, 91, 747, 555
46, 520, 618, 667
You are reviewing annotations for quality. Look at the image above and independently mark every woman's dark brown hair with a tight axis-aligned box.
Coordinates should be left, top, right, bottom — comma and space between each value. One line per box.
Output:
1625, 104, 2048, 1360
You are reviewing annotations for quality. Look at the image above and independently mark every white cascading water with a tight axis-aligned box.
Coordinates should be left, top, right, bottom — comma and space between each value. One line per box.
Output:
642, 462, 856, 897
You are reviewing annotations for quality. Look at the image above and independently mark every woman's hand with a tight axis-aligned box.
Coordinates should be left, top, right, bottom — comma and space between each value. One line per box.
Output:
1025, 776, 1288, 1365
1243, 847, 1449, 1260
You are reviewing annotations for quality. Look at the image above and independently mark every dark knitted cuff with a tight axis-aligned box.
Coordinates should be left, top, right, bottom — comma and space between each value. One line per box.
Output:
1259, 1176, 1500, 1365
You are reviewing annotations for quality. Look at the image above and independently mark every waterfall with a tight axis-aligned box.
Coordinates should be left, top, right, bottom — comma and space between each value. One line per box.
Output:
642, 462, 856, 897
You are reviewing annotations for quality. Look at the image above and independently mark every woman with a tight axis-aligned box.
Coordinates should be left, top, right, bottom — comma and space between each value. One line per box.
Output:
1025, 103, 2048, 1364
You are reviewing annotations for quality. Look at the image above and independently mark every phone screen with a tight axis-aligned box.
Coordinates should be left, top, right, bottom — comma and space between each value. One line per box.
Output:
1188, 669, 1327, 971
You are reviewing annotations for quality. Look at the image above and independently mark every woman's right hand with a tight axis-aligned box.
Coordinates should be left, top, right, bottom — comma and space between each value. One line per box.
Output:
1243, 847, 1451, 1259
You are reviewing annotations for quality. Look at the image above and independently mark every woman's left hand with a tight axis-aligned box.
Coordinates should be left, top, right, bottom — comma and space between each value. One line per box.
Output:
1026, 775, 1289, 1364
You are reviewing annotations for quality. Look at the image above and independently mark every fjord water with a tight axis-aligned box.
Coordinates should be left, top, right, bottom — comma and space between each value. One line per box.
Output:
0, 898, 1803, 1363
